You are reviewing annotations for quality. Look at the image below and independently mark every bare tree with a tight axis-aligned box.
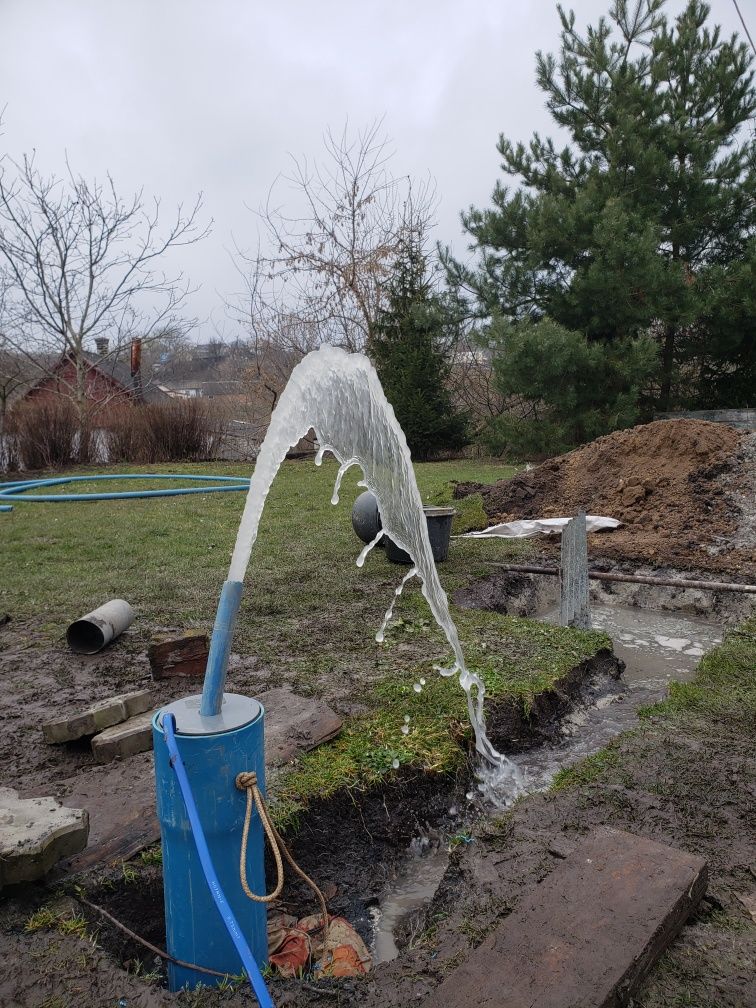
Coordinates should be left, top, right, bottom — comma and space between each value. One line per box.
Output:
0, 155, 209, 439
235, 120, 437, 356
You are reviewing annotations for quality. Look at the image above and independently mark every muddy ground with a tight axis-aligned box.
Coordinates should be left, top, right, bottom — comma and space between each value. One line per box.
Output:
1, 609, 754, 1008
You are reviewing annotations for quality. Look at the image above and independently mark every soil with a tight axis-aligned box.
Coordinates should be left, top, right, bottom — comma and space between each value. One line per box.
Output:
2, 657, 753, 1008
455, 420, 756, 577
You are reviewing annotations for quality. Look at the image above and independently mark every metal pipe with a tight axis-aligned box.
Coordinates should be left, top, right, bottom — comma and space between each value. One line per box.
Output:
66, 599, 136, 653
488, 563, 756, 594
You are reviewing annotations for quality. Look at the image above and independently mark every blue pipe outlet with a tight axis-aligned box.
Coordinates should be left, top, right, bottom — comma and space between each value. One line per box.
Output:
200, 580, 244, 717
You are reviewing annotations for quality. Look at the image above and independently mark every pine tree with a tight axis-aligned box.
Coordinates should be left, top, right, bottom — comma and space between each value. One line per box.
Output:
445, 0, 755, 433
369, 234, 467, 460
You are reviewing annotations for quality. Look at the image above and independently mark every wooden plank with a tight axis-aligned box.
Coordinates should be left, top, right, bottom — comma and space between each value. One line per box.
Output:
560, 511, 590, 630
148, 631, 209, 679
425, 827, 707, 1008
258, 688, 343, 765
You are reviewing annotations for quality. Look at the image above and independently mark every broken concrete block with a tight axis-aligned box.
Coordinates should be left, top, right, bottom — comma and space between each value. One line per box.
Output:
42, 690, 153, 744
91, 709, 156, 764
148, 631, 209, 679
0, 787, 89, 888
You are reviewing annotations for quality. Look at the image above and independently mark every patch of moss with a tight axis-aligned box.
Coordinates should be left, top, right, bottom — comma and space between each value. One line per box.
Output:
550, 743, 623, 791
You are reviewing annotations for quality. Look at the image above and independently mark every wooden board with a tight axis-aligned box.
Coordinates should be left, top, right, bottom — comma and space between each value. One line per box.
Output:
425, 827, 707, 1008
148, 632, 209, 679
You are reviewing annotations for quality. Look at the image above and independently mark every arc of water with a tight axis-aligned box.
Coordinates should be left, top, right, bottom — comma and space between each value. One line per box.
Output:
207, 345, 520, 786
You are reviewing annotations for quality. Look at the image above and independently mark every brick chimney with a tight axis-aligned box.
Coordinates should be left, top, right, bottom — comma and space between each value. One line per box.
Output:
94, 337, 109, 356
130, 337, 143, 401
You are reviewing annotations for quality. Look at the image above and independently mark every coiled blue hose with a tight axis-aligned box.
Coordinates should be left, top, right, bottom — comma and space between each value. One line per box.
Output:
0, 473, 250, 512
162, 713, 274, 1008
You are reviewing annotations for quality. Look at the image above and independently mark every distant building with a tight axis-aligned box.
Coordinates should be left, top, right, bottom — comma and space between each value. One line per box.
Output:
23, 338, 166, 407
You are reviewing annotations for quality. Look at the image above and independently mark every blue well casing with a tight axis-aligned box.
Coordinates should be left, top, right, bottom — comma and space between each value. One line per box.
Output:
152, 695, 267, 990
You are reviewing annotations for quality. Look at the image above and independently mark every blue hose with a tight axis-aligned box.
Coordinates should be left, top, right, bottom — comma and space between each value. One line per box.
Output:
162, 713, 274, 1008
0, 473, 250, 511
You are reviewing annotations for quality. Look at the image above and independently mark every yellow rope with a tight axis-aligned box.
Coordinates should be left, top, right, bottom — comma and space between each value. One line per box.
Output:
235, 772, 330, 944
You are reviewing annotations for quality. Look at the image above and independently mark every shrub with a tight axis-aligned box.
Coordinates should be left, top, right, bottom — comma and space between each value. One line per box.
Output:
9, 398, 87, 470
104, 398, 225, 463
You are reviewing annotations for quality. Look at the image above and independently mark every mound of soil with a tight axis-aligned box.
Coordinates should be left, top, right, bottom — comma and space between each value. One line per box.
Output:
456, 420, 756, 576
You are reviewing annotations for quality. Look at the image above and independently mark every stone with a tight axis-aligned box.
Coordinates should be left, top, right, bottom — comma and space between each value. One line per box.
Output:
425, 827, 707, 1008
91, 709, 156, 764
42, 690, 153, 744
0, 787, 89, 888
148, 631, 209, 679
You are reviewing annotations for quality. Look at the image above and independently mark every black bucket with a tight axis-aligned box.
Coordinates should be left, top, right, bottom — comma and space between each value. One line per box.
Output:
385, 507, 456, 565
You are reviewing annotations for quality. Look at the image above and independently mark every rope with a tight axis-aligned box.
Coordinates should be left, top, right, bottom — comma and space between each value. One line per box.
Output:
236, 771, 330, 944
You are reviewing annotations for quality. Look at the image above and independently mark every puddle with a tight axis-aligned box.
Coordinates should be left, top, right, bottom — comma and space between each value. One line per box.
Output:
370, 846, 449, 963
503, 604, 722, 795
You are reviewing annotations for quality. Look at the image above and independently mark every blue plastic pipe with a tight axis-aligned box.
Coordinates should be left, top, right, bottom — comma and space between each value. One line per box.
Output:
0, 473, 250, 511
200, 580, 244, 716
162, 713, 273, 1008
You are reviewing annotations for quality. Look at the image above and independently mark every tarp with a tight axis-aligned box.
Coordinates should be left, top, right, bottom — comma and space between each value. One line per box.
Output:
457, 516, 620, 539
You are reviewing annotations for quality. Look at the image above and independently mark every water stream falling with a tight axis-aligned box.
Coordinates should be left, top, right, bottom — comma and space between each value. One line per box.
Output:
226, 345, 522, 791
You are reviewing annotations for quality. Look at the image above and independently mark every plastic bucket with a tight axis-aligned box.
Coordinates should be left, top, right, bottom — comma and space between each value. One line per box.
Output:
385, 507, 457, 565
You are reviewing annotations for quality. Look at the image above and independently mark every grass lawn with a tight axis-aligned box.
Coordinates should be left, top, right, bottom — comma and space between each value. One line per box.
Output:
1, 457, 613, 821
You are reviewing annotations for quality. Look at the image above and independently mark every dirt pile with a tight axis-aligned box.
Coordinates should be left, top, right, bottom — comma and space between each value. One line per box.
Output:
456, 420, 756, 574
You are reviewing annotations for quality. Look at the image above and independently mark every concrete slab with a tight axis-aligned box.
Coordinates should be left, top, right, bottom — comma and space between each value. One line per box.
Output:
259, 687, 343, 765
42, 689, 153, 744
0, 787, 89, 888
91, 709, 156, 764
425, 827, 707, 1008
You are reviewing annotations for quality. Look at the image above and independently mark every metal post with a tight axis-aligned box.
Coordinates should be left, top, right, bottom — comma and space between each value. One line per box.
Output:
560, 511, 591, 629
152, 694, 267, 991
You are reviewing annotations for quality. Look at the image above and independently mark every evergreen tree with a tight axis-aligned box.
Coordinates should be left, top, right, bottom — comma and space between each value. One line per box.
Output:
369, 234, 467, 460
445, 0, 755, 441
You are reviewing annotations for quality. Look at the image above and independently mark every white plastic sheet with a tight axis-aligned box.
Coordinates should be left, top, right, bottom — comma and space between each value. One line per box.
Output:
457, 516, 620, 539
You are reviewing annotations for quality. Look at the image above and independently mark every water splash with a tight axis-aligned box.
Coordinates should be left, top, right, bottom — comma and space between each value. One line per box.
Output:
226, 345, 522, 794
376, 567, 417, 643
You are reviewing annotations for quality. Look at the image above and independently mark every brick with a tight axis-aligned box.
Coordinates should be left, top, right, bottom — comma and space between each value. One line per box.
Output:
0, 787, 88, 888
148, 631, 209, 679
425, 827, 707, 1008
91, 709, 156, 764
42, 690, 153, 744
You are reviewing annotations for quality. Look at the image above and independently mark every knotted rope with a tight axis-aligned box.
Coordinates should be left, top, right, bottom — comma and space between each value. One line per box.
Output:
235, 771, 330, 942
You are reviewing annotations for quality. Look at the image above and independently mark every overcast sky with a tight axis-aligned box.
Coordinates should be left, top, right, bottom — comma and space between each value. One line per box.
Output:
0, 0, 747, 343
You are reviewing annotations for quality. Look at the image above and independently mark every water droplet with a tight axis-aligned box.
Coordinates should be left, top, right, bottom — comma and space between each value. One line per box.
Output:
403, 714, 410, 723
391, 758, 400, 769
413, 683, 422, 693
401, 724, 410, 735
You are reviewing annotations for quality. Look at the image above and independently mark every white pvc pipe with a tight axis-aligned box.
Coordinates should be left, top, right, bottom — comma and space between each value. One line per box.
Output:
66, 599, 136, 654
